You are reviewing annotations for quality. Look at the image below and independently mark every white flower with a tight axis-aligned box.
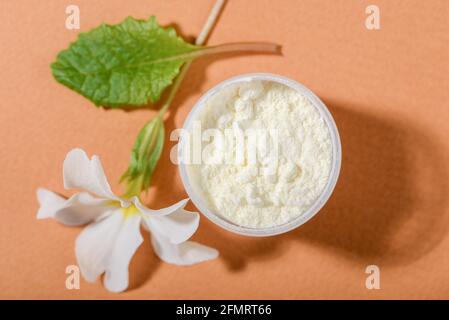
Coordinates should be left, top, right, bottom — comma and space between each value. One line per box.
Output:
37, 148, 218, 292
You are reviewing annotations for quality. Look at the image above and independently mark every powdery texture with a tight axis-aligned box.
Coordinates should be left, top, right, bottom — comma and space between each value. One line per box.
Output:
186, 81, 332, 228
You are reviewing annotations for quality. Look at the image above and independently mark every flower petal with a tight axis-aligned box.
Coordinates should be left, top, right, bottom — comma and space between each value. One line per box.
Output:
36, 188, 66, 219
63, 148, 124, 204
36, 188, 112, 226
75, 211, 123, 283
151, 234, 218, 266
132, 197, 189, 216
142, 209, 199, 244
103, 214, 143, 293
75, 211, 143, 293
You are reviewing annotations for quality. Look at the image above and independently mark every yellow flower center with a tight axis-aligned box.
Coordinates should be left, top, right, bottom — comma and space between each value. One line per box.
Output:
107, 201, 140, 218
121, 204, 140, 218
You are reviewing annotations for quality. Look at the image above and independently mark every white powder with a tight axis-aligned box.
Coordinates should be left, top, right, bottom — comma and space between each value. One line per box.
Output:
185, 80, 333, 228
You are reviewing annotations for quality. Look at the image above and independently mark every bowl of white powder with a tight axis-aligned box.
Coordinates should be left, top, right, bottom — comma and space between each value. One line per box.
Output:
178, 73, 341, 236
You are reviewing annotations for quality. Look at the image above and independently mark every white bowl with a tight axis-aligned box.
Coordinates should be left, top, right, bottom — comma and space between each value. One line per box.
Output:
178, 73, 342, 237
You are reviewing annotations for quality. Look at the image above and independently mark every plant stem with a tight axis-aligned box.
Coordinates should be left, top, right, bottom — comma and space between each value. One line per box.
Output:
124, 0, 282, 197
123, 0, 227, 198
159, 0, 226, 116
196, 0, 226, 45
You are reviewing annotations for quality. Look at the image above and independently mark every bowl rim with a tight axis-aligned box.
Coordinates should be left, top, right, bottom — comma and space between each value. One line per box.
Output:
178, 73, 342, 237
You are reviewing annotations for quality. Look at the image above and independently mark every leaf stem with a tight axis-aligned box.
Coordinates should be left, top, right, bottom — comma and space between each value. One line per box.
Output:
146, 42, 280, 68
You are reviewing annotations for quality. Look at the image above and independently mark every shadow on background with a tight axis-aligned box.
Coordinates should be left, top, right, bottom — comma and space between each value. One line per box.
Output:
132, 97, 449, 285
294, 101, 449, 265
128, 90, 449, 286
200, 101, 449, 270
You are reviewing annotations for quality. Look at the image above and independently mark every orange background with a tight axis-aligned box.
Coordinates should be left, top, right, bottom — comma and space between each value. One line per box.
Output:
1, 0, 449, 299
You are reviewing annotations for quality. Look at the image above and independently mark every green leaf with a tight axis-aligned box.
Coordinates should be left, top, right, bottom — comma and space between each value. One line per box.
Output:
121, 116, 165, 197
51, 16, 200, 108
